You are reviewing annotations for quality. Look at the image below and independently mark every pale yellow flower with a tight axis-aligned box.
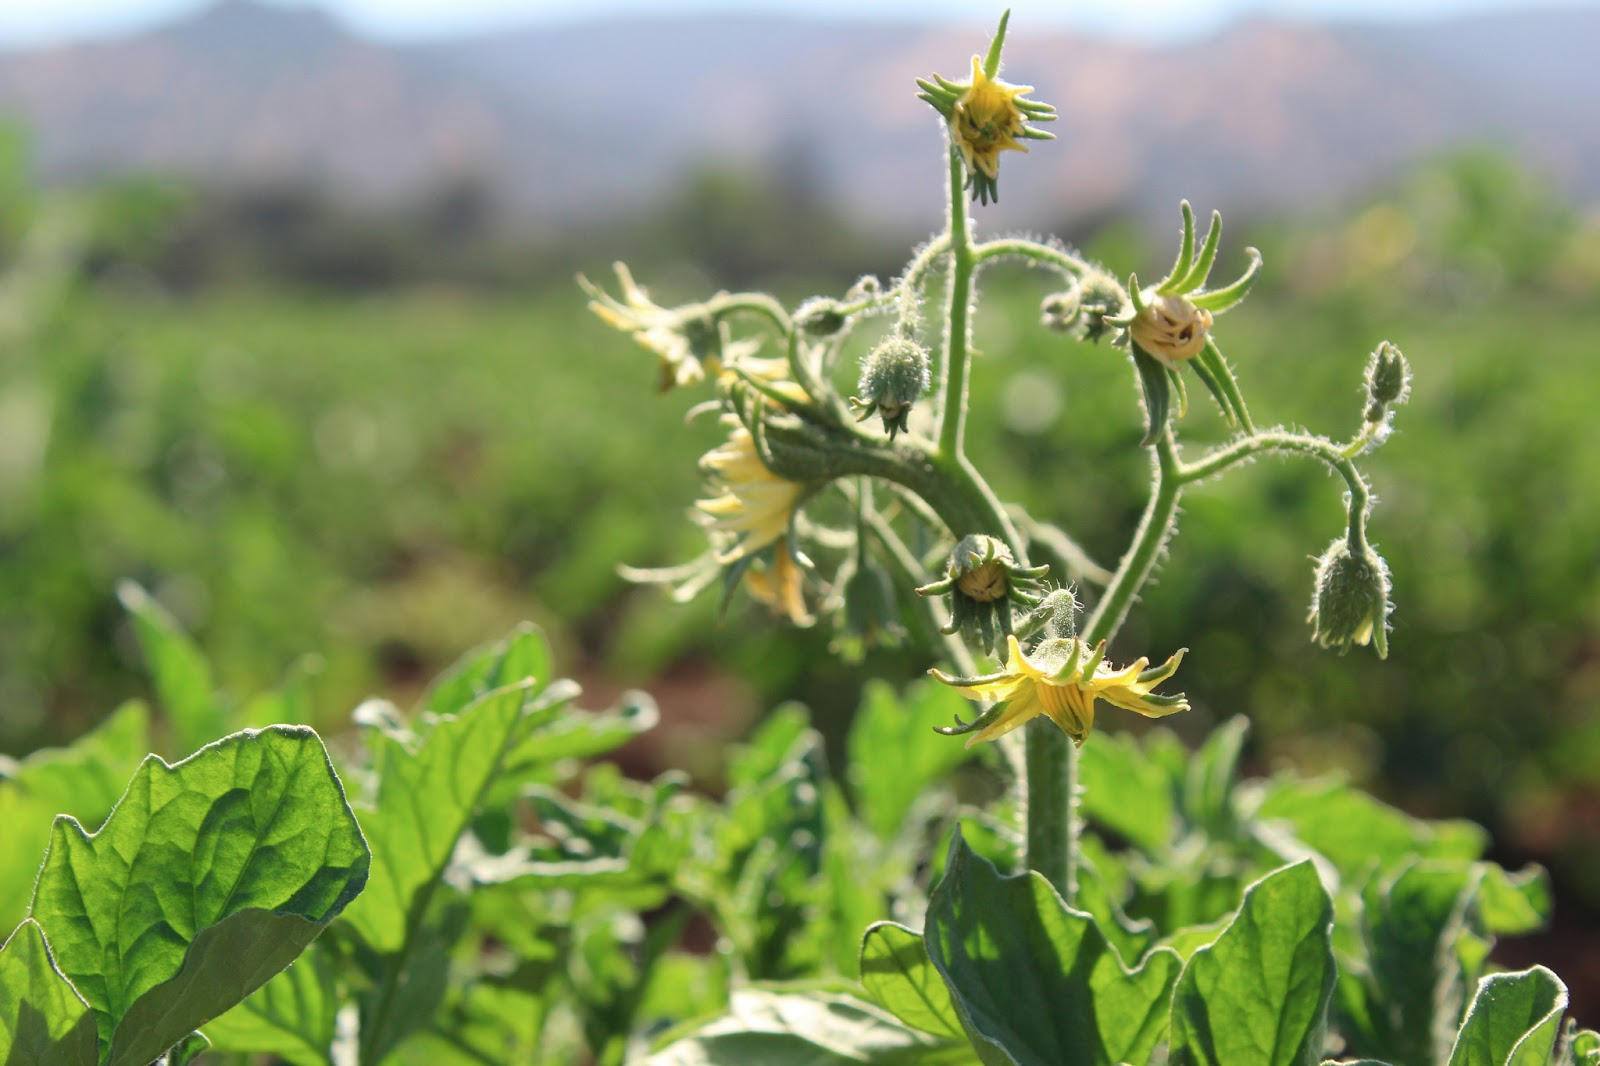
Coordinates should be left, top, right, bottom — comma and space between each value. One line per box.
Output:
694, 421, 805, 564
950, 56, 1032, 185
743, 543, 814, 626
1129, 291, 1214, 366
582, 263, 759, 391
932, 634, 1188, 747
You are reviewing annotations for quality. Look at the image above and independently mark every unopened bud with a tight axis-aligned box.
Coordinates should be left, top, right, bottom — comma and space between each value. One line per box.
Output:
1308, 536, 1392, 658
796, 297, 849, 338
1041, 289, 1080, 333
1363, 341, 1411, 423
852, 335, 930, 440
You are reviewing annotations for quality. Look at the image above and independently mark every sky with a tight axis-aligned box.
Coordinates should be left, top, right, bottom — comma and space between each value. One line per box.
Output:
0, 0, 1588, 48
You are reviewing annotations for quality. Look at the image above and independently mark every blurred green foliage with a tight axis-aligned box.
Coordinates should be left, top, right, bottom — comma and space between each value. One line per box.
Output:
0, 143, 1596, 913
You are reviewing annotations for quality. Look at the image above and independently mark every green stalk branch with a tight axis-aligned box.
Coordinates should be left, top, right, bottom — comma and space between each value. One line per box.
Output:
1179, 429, 1371, 550
972, 237, 1092, 278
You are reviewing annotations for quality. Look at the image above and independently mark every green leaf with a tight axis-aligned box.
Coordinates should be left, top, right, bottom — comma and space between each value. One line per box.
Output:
0, 919, 97, 1066
1073, 857, 1157, 966
27, 726, 369, 1066
1476, 864, 1551, 936
0, 702, 150, 933
1563, 1024, 1600, 1066
201, 942, 342, 1066
1256, 775, 1486, 882
847, 680, 974, 843
643, 989, 960, 1066
859, 922, 963, 1040
1183, 715, 1249, 839
1076, 730, 1175, 853
925, 828, 1180, 1066
1340, 861, 1520, 1066
160, 1030, 208, 1066
1446, 966, 1567, 1066
1131, 344, 1172, 447
1169, 861, 1336, 1066
116, 581, 228, 756
342, 680, 557, 954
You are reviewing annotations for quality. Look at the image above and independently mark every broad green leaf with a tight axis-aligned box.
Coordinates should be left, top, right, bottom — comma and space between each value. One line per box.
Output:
392, 983, 546, 1066
356, 903, 469, 1066
643, 989, 961, 1066
1476, 864, 1551, 936
0, 702, 149, 932
202, 942, 341, 1065
925, 828, 1181, 1066
1183, 715, 1249, 838
727, 704, 812, 791
1446, 966, 1567, 1066
1256, 776, 1486, 882
1074, 856, 1157, 965
1340, 861, 1520, 1065
1318, 1060, 1393, 1065
0, 918, 97, 1066
847, 680, 974, 842
342, 680, 554, 953
1076, 730, 1175, 853
160, 1030, 207, 1065
116, 582, 228, 755
695, 715, 829, 981
28, 726, 369, 1066
859, 922, 963, 1040
1564, 1025, 1600, 1066
1169, 861, 1336, 1066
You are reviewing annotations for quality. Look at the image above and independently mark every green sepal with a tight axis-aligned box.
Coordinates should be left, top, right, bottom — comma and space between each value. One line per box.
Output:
982, 10, 1010, 80
1176, 209, 1225, 294
1190, 248, 1263, 312
1158, 201, 1197, 295
1132, 343, 1172, 446
1187, 345, 1238, 428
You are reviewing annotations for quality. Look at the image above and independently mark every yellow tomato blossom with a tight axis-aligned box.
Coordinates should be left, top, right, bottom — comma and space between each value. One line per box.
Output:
950, 57, 1033, 188
694, 421, 805, 564
932, 634, 1188, 747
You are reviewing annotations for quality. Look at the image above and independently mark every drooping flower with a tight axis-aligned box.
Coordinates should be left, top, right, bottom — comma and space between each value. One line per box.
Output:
931, 634, 1188, 747
581, 262, 758, 391
743, 543, 814, 626
694, 420, 805, 565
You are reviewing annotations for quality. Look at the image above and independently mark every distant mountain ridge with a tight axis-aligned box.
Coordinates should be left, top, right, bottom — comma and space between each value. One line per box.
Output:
0, 0, 1594, 229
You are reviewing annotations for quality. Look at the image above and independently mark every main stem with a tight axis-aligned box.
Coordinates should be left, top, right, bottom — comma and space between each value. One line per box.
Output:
939, 147, 976, 461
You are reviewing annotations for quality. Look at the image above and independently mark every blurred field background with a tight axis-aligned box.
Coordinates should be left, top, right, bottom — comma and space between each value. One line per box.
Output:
2, 0, 1599, 1013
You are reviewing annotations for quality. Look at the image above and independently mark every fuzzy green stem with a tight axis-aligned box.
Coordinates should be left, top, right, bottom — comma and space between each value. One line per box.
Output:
1179, 429, 1371, 550
972, 237, 1092, 278
1083, 431, 1184, 647
938, 147, 976, 460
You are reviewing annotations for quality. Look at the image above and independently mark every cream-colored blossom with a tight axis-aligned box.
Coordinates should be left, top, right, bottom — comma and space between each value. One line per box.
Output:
694, 421, 804, 564
1130, 291, 1213, 365
933, 634, 1188, 747
582, 263, 759, 391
